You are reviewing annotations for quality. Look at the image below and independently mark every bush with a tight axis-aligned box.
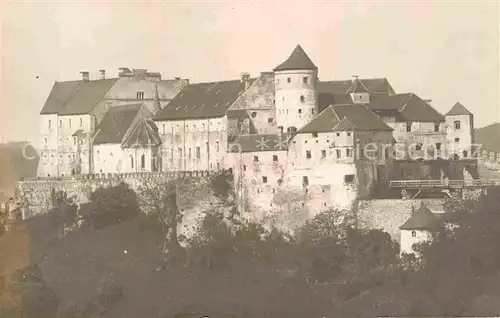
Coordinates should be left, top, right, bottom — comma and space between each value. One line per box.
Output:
80, 182, 140, 229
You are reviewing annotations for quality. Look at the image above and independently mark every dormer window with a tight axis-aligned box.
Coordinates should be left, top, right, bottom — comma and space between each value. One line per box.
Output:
137, 91, 145, 100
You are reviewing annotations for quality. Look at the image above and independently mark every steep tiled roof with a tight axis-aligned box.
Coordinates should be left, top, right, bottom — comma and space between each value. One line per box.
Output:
318, 93, 353, 112
332, 117, 358, 132
299, 107, 339, 133
93, 104, 142, 145
333, 104, 393, 131
58, 78, 119, 115
228, 134, 290, 153
40, 80, 82, 114
273, 45, 318, 72
122, 118, 162, 148
369, 93, 445, 122
445, 102, 473, 116
226, 109, 250, 120
346, 78, 369, 94
400, 203, 440, 231
318, 78, 395, 95
299, 104, 392, 134
154, 79, 254, 121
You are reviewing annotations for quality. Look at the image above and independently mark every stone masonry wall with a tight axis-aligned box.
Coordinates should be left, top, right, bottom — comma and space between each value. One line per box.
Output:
16, 171, 228, 220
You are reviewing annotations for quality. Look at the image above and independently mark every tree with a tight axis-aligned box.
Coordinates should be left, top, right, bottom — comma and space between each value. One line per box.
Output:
138, 178, 185, 262
79, 182, 140, 229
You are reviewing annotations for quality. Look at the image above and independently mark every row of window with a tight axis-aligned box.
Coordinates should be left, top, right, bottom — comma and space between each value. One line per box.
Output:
48, 118, 84, 129
171, 142, 220, 159
277, 108, 315, 115
276, 76, 310, 85
306, 148, 353, 160
161, 123, 224, 134
405, 121, 462, 133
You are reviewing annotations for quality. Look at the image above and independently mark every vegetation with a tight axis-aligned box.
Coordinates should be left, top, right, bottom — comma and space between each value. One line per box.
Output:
0, 181, 499, 317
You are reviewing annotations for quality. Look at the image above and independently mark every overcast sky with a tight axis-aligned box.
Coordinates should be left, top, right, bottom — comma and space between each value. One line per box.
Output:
1, 1, 499, 147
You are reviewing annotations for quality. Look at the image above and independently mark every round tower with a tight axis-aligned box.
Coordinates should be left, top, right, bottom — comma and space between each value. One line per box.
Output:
274, 45, 318, 132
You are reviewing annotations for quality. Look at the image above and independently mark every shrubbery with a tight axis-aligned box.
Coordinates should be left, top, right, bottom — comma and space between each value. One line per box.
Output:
79, 182, 140, 228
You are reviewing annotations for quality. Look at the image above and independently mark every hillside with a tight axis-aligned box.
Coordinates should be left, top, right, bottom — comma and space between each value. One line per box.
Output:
475, 123, 500, 153
0, 142, 39, 197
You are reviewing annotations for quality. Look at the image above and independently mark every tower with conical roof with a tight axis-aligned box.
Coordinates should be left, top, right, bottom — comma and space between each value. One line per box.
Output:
399, 201, 440, 256
445, 102, 474, 159
273, 44, 318, 132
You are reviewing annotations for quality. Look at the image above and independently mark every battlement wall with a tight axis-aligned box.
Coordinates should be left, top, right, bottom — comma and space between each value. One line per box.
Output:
17, 170, 232, 219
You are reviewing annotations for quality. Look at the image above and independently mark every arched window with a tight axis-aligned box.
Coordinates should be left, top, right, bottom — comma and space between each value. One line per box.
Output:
141, 154, 145, 169
130, 155, 134, 169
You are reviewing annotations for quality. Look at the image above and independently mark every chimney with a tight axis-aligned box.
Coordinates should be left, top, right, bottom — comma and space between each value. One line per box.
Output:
80, 71, 89, 81
99, 69, 106, 80
351, 75, 359, 83
241, 72, 251, 90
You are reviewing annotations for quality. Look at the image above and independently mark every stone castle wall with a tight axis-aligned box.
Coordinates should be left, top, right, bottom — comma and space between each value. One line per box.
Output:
16, 171, 228, 220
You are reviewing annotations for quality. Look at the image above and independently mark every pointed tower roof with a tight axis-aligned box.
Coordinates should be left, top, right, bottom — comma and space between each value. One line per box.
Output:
273, 44, 318, 72
153, 84, 161, 113
445, 102, 473, 116
400, 202, 440, 231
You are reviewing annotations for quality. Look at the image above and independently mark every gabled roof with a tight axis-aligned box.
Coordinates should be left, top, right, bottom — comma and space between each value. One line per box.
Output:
332, 117, 358, 131
400, 202, 440, 231
228, 134, 290, 153
298, 104, 393, 134
346, 78, 369, 94
333, 104, 394, 131
122, 118, 162, 148
318, 93, 353, 112
369, 93, 445, 122
93, 104, 142, 145
445, 102, 473, 116
273, 45, 318, 72
40, 80, 82, 114
58, 78, 119, 115
154, 79, 254, 121
318, 78, 395, 95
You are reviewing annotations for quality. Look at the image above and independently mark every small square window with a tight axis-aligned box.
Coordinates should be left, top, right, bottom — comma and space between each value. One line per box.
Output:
411, 231, 416, 237
312, 132, 318, 138
306, 150, 312, 159
268, 118, 274, 124
262, 176, 268, 183
434, 123, 440, 132
298, 109, 302, 114
243, 165, 247, 171
253, 156, 259, 162
346, 149, 353, 157
137, 91, 145, 100
321, 150, 326, 158
336, 149, 341, 159
347, 132, 352, 137
273, 155, 278, 162
303, 77, 308, 84
455, 138, 460, 143
287, 77, 291, 83
336, 133, 340, 137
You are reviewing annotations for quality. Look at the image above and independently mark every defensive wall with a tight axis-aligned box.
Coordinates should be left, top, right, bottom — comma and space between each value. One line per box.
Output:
16, 170, 231, 220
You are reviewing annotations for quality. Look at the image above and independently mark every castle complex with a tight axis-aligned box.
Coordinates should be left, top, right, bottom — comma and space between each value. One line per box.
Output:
37, 45, 477, 214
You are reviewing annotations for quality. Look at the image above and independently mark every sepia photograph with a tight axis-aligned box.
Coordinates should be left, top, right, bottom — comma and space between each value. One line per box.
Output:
1, 1, 500, 317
